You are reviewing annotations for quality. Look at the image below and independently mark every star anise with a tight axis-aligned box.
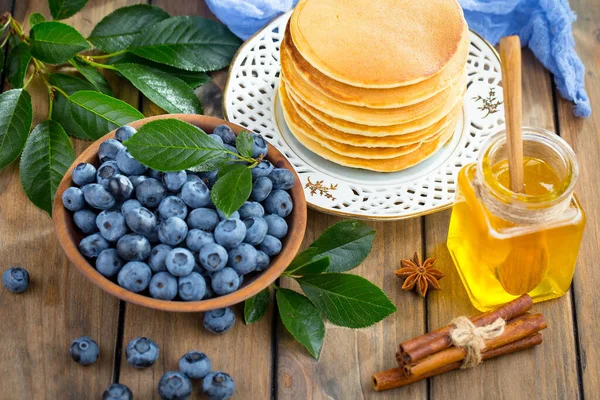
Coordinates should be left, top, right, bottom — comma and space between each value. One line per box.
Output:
395, 253, 445, 297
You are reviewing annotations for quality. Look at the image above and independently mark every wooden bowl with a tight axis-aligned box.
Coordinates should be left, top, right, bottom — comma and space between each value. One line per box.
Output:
53, 114, 307, 312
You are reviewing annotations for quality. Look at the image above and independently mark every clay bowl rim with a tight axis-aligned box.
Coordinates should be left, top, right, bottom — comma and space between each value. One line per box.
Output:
53, 114, 307, 312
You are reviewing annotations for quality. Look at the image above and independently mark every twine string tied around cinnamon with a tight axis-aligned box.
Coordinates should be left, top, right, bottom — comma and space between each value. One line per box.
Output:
450, 316, 506, 368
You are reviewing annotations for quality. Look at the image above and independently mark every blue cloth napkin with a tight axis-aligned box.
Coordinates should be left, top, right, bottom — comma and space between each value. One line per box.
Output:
206, 0, 590, 117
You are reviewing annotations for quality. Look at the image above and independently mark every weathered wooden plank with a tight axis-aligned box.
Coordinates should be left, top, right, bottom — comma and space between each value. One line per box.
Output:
425, 50, 580, 399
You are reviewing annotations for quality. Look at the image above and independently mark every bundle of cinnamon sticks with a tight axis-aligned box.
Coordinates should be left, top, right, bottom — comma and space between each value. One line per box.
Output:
372, 295, 546, 391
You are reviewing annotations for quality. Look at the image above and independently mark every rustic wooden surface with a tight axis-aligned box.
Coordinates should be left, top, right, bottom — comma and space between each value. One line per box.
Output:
0, 0, 596, 399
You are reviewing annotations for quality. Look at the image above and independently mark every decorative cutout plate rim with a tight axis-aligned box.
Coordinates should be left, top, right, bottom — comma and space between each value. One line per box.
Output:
223, 11, 505, 220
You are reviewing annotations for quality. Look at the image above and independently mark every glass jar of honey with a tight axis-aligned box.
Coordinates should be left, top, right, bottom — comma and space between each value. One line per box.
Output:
447, 127, 585, 311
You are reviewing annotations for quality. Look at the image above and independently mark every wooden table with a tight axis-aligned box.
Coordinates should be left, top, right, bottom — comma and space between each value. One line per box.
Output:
0, 0, 597, 399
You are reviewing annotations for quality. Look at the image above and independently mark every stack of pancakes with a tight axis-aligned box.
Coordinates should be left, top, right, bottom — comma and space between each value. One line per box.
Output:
279, 0, 469, 172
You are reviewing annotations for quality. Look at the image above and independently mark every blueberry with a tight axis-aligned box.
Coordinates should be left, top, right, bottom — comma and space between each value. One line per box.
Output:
264, 214, 288, 239
250, 132, 268, 158
180, 181, 211, 209
124, 206, 156, 236
79, 233, 110, 258
243, 216, 268, 245
108, 174, 134, 200
147, 168, 163, 181
263, 190, 293, 217
136, 178, 167, 208
116, 234, 151, 261
217, 209, 239, 220
96, 161, 121, 188
223, 144, 238, 160
179, 351, 211, 380
202, 372, 235, 400
116, 148, 147, 175
163, 171, 187, 192
126, 337, 159, 368
227, 243, 258, 275
198, 243, 228, 272
187, 208, 219, 231
240, 202, 265, 220
214, 219, 246, 248
72, 163, 97, 186
208, 133, 224, 145
186, 173, 202, 182
121, 199, 142, 216
115, 125, 137, 142
259, 235, 282, 257
255, 250, 270, 272
212, 124, 236, 145
186, 229, 215, 252
250, 176, 272, 202
148, 244, 173, 272
96, 249, 123, 277
96, 210, 128, 242
158, 371, 192, 400
158, 217, 188, 245
2, 267, 29, 293
118, 261, 152, 292
198, 170, 219, 187
269, 168, 295, 190
203, 276, 215, 299
165, 248, 195, 277
203, 307, 236, 334
98, 139, 125, 163
83, 184, 116, 210
62, 187, 85, 211
211, 268, 240, 296
69, 336, 99, 366
72, 210, 97, 234
102, 383, 133, 400
178, 272, 206, 301
250, 160, 273, 180
149, 271, 178, 300
158, 196, 188, 220
129, 175, 148, 188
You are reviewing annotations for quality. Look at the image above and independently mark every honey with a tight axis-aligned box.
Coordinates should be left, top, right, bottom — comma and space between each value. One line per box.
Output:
447, 128, 585, 311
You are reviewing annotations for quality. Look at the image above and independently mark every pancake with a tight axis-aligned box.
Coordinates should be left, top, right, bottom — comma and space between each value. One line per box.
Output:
284, 23, 470, 108
290, 0, 466, 88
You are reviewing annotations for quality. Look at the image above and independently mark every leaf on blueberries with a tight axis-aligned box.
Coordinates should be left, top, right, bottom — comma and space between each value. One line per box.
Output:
29, 13, 46, 28
211, 163, 252, 217
236, 130, 254, 158
244, 287, 270, 324
187, 155, 229, 173
0, 89, 33, 170
6, 42, 32, 88
276, 288, 325, 359
69, 58, 113, 96
49, 73, 97, 140
19, 120, 75, 216
298, 273, 397, 329
286, 248, 330, 275
49, 0, 88, 20
30, 22, 91, 64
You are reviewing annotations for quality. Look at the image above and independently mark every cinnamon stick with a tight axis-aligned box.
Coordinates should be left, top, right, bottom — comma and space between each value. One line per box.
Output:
405, 313, 546, 377
397, 294, 533, 365
373, 333, 543, 391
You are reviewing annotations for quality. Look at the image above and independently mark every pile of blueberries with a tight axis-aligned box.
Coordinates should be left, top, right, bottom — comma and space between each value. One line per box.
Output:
61, 124, 295, 303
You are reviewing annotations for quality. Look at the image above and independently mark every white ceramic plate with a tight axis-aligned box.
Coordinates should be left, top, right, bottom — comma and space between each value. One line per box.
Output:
223, 11, 504, 220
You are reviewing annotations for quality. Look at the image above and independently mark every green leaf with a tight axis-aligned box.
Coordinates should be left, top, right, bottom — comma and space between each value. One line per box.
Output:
49, 0, 88, 20
211, 164, 252, 217
68, 90, 143, 140
6, 42, 31, 88
49, 73, 96, 140
236, 131, 254, 158
298, 273, 397, 329
0, 89, 33, 170
129, 16, 241, 72
123, 118, 226, 172
69, 58, 113, 95
276, 288, 325, 359
88, 4, 170, 53
286, 248, 330, 275
30, 21, 91, 64
308, 220, 376, 272
29, 13, 46, 27
187, 154, 229, 173
244, 288, 270, 324
0, 51, 4, 76
115, 63, 202, 114
19, 120, 75, 216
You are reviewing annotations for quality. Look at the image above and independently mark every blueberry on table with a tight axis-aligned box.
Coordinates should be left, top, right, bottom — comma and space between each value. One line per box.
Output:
73, 209, 99, 234
202, 372, 235, 400
214, 219, 246, 249
185, 229, 215, 252
180, 180, 211, 209
259, 235, 282, 257
199, 243, 228, 272
158, 217, 188, 246
208, 133, 224, 145
251, 160, 274, 180
98, 139, 125, 163
135, 178, 167, 208
108, 174, 134, 200
158, 196, 188, 221
96, 210, 128, 242
212, 124, 236, 146
96, 249, 124, 278
203, 308, 236, 334
129, 175, 148, 189
250, 176, 273, 202
148, 244, 173, 273
269, 168, 295, 190
255, 250, 270, 272
250, 132, 269, 158
102, 383, 133, 400
72, 163, 97, 186
211, 268, 240, 296
126, 337, 159, 368
158, 371, 192, 400
116, 148, 147, 175
121, 199, 142, 216
79, 233, 110, 258
70, 336, 99, 366
118, 261, 152, 293
165, 248, 195, 277
149, 271, 179, 300
243, 216, 268, 245
187, 208, 219, 232
2, 267, 29, 293
125, 206, 157, 236
263, 190, 293, 218
83, 184, 116, 210
227, 243, 258, 275
238, 201, 264, 219
178, 351, 212, 380
178, 272, 206, 301
264, 214, 288, 239
162, 171, 187, 192
116, 234, 151, 261
62, 187, 85, 211
96, 161, 121, 188
115, 125, 137, 142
